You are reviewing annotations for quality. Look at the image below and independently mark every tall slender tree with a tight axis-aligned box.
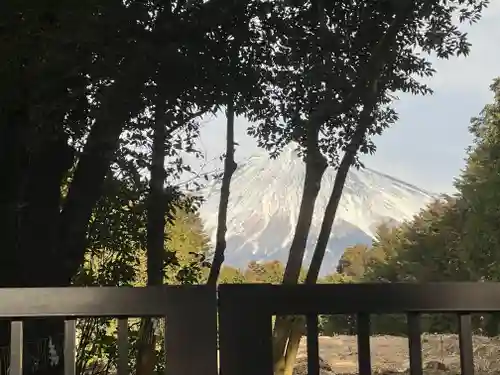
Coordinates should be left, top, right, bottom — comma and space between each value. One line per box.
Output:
245, 1, 489, 374
207, 99, 237, 285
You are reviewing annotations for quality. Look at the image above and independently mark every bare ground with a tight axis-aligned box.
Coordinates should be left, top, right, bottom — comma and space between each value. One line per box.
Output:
294, 334, 500, 375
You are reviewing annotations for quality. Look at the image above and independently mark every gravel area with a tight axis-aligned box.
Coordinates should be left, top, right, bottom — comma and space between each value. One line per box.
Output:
293, 334, 500, 375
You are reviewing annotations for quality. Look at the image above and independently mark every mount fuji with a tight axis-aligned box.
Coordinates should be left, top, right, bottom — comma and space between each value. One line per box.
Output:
198, 144, 437, 275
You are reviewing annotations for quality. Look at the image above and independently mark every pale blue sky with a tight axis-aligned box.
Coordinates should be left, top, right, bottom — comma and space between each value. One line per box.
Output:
196, 4, 500, 195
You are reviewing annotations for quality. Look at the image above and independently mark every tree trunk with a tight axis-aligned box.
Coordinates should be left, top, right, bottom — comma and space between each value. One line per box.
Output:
281, 146, 327, 284
207, 98, 237, 286
0, 73, 144, 375
273, 6, 413, 372
305, 0, 413, 285
305, 125, 369, 284
0, 107, 71, 375
136, 98, 167, 375
282, 318, 305, 375
278, 77, 387, 375
274, 149, 328, 375
58, 77, 145, 283
0, 128, 73, 375
273, 136, 327, 375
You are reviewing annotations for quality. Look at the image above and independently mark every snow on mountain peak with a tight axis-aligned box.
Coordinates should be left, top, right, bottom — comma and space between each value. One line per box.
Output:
199, 145, 436, 275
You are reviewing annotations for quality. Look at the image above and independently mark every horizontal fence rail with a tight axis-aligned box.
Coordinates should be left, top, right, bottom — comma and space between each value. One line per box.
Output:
2, 283, 500, 375
0, 286, 218, 375
218, 283, 500, 375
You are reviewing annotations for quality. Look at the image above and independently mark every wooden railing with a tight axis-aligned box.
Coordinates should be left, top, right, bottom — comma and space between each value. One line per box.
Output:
0, 286, 217, 375
2, 283, 500, 375
218, 283, 500, 375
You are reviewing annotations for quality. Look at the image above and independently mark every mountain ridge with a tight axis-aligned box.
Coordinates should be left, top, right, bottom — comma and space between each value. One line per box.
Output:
199, 145, 437, 274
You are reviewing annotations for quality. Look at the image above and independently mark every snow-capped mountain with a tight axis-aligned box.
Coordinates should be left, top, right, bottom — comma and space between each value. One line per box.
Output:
199, 144, 437, 275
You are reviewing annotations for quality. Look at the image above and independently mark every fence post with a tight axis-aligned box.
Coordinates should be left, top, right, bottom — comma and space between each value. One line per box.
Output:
165, 285, 218, 375
218, 284, 274, 375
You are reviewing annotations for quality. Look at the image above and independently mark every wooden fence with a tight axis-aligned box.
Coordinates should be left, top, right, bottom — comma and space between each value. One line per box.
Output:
0, 286, 217, 375
218, 283, 500, 375
2, 283, 500, 375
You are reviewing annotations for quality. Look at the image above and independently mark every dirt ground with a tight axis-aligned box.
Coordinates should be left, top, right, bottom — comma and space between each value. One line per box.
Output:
294, 334, 500, 375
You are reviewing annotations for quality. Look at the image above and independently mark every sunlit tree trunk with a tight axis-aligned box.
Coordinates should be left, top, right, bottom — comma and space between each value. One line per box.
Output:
306, 84, 379, 284
273, 127, 327, 375
273, 4, 412, 372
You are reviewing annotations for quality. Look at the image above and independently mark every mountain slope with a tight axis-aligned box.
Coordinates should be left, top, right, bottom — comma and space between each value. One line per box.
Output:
199, 145, 437, 275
